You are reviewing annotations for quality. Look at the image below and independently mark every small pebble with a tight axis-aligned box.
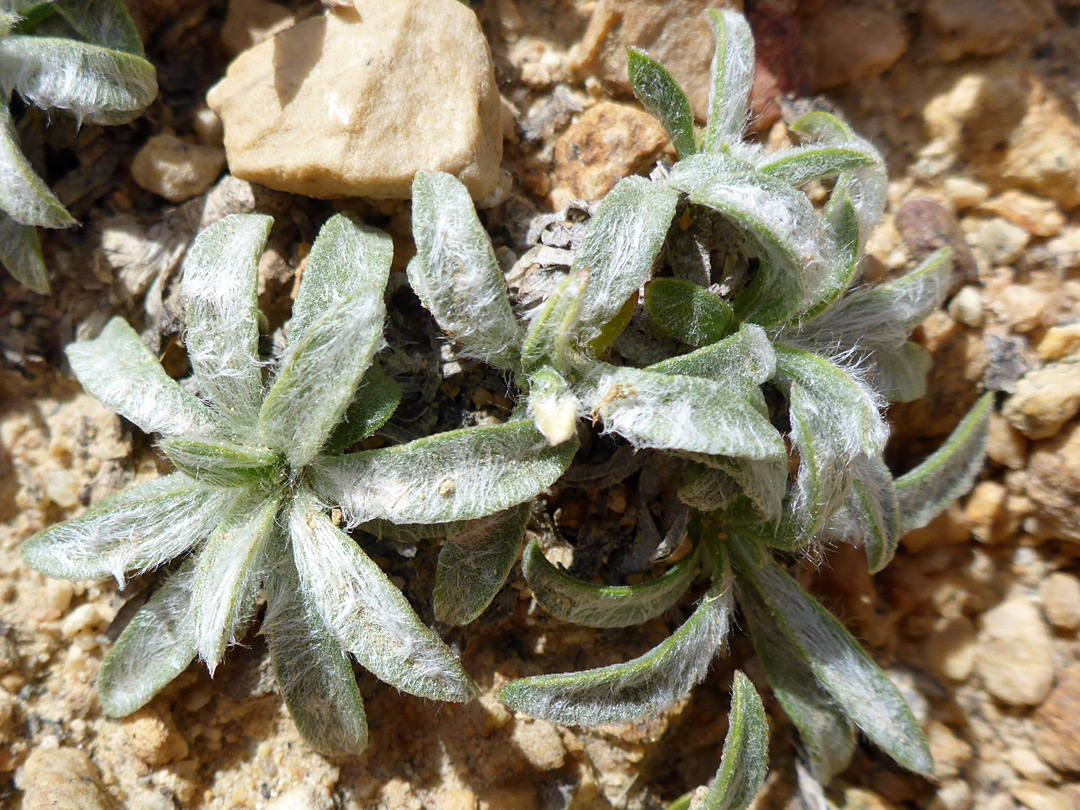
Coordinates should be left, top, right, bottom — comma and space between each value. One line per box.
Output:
944, 176, 990, 209
929, 780, 972, 810
1008, 747, 1056, 783
949, 286, 985, 327
1040, 572, 1080, 631
131, 134, 226, 203
1038, 324, 1080, 362
976, 598, 1055, 706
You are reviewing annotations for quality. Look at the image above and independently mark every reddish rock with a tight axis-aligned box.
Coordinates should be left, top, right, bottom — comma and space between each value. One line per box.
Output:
800, 0, 907, 90
1035, 665, 1080, 773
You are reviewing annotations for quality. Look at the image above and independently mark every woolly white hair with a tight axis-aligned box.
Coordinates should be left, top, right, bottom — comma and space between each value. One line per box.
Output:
0, 104, 74, 227
703, 8, 756, 149
500, 573, 733, 727
309, 420, 573, 527
0, 34, 156, 126
20, 473, 239, 586
409, 172, 522, 370
288, 489, 477, 703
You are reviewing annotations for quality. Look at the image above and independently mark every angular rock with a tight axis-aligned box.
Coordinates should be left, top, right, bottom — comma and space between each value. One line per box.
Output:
896, 199, 977, 291
980, 191, 1065, 238
207, 0, 502, 200
800, 1, 907, 90
975, 598, 1055, 706
511, 717, 566, 771
1035, 665, 1080, 773
552, 102, 668, 204
1025, 421, 1080, 543
1003, 360, 1080, 440
20, 747, 117, 810
1038, 325, 1080, 363
131, 134, 226, 204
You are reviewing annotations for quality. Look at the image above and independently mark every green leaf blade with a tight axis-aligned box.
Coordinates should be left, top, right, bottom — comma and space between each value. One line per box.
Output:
627, 48, 697, 159
54, 0, 145, 55
702, 9, 755, 152
0, 103, 74, 228
697, 670, 769, 810
644, 278, 733, 347
322, 364, 401, 455
0, 211, 49, 293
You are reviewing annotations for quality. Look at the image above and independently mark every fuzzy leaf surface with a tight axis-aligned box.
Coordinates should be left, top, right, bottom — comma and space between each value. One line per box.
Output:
97, 562, 197, 717
755, 143, 878, 188
290, 213, 393, 345
0, 34, 156, 124
499, 559, 732, 726
730, 537, 933, 775
322, 365, 401, 454
571, 176, 679, 343
847, 453, 901, 573
645, 279, 733, 346
702, 9, 754, 151
0, 102, 73, 228
0, 211, 48, 292
21, 473, 236, 584
583, 363, 785, 460
66, 317, 227, 440
896, 392, 992, 532
647, 323, 776, 394
161, 438, 278, 488
627, 47, 696, 159
526, 366, 580, 447
696, 670, 768, 810
264, 548, 368, 756
311, 420, 578, 526
192, 493, 278, 672
869, 341, 933, 403
433, 503, 530, 625
521, 271, 588, 374
668, 153, 839, 327
523, 538, 699, 628
739, 581, 856, 782
54, 0, 144, 54
288, 488, 478, 702
181, 214, 271, 432
409, 171, 521, 369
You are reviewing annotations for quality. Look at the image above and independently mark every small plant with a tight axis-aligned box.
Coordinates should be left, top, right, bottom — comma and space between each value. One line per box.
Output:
0, 0, 157, 292
21, 212, 576, 754
406, 9, 992, 805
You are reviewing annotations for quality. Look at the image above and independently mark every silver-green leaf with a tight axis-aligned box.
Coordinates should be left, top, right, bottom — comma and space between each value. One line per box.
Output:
701, 9, 754, 152
627, 47, 697, 159
694, 670, 769, 810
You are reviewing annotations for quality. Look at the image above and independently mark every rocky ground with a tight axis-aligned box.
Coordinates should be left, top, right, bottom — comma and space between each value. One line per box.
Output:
2, 0, 1080, 808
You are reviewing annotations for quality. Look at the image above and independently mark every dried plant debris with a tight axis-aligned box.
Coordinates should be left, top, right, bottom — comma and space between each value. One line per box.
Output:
405, 9, 991, 802
22, 212, 576, 755
0, 0, 157, 292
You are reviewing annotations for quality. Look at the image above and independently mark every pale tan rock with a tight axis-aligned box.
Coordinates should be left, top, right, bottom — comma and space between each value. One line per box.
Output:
131, 134, 226, 203
1025, 422, 1080, 543
1040, 572, 1080, 631
922, 0, 1053, 61
975, 217, 1030, 267
926, 721, 973, 779
552, 102, 668, 205
801, 1, 907, 90
265, 786, 333, 810
442, 788, 478, 810
20, 747, 117, 810
207, 0, 503, 200
1011, 783, 1073, 810
926, 615, 978, 681
122, 706, 190, 765
996, 286, 1049, 334
221, 0, 294, 57
943, 176, 990, 210
948, 286, 984, 328
1009, 747, 1057, 783
987, 412, 1028, 470
975, 598, 1055, 706
981, 191, 1065, 238
929, 780, 972, 810
511, 717, 566, 771
1038, 325, 1080, 362
1035, 665, 1080, 772
570, 0, 743, 122
964, 480, 1006, 543
1003, 360, 1080, 440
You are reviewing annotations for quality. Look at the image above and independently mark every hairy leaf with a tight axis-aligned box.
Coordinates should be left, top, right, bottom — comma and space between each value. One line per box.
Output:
311, 420, 578, 526
582, 363, 785, 460
264, 547, 368, 756
0, 34, 157, 124
0, 102, 73, 228
696, 670, 769, 810
572, 176, 679, 342
648, 323, 775, 392
0, 211, 48, 293
97, 562, 197, 717
627, 47, 697, 159
288, 488, 478, 702
54, 0, 144, 55
192, 493, 279, 673
755, 144, 878, 188
434, 503, 530, 625
409, 171, 521, 369
702, 9, 754, 151
181, 214, 271, 432
730, 537, 933, 775
896, 392, 992, 532
21, 473, 236, 584
869, 341, 933, 403
499, 556, 732, 726
521, 271, 588, 374
161, 438, 279, 488
523, 538, 700, 628
847, 454, 901, 573
687, 454, 787, 522
66, 316, 227, 440
322, 364, 401, 455
645, 278, 733, 346
739, 582, 856, 782
668, 153, 839, 327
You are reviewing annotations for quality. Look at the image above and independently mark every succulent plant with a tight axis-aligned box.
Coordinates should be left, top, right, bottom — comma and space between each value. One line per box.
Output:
406, 9, 993, 804
21, 212, 577, 754
0, 0, 157, 293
